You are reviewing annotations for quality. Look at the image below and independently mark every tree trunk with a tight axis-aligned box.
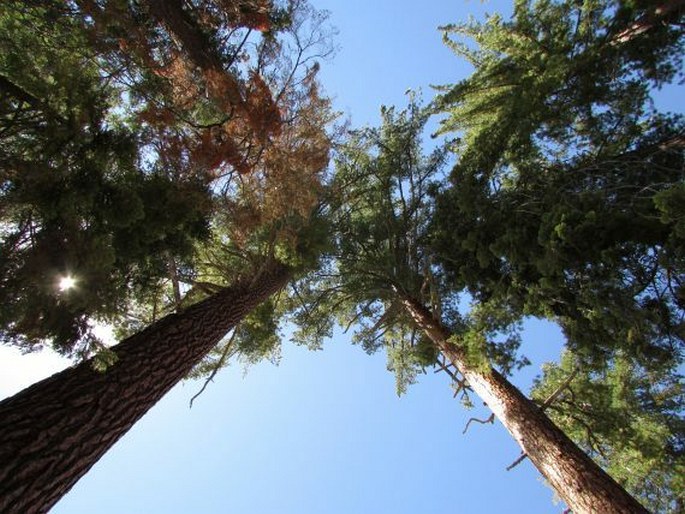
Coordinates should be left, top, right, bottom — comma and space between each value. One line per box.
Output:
612, 0, 685, 44
0, 261, 291, 514
398, 294, 648, 514
141, 0, 245, 106
0, 73, 65, 123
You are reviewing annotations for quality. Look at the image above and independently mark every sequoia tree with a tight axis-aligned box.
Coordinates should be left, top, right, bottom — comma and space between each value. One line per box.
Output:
0, 1, 334, 512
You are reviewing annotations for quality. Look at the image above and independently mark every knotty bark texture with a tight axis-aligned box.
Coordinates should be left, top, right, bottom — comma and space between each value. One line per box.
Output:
0, 261, 290, 514
399, 294, 649, 514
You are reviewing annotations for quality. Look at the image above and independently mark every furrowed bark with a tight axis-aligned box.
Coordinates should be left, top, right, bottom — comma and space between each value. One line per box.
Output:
399, 294, 649, 514
0, 261, 291, 514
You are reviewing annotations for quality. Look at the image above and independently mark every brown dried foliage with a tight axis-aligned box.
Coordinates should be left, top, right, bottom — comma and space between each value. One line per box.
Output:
224, 75, 333, 246
215, 0, 274, 32
75, 0, 333, 246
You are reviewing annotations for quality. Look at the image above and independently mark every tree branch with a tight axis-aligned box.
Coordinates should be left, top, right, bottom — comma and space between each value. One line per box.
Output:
435, 355, 470, 398
506, 452, 528, 471
463, 413, 495, 434
189, 330, 237, 408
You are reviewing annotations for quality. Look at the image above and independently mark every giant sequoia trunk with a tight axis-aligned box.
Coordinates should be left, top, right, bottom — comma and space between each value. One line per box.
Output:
399, 294, 648, 514
0, 261, 291, 514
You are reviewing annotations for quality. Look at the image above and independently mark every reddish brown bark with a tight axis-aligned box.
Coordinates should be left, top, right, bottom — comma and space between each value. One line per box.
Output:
0, 261, 290, 514
399, 294, 649, 514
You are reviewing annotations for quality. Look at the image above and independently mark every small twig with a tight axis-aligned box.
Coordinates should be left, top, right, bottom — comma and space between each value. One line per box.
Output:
506, 452, 528, 471
463, 413, 494, 434
189, 331, 237, 408
435, 356, 469, 397
435, 356, 458, 380
433, 354, 450, 373
436, 356, 490, 434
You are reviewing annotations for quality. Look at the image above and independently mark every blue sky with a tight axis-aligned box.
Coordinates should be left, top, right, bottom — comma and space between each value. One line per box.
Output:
7, 324, 565, 514
0, 321, 567, 514
1, 0, 681, 512
2, 322, 565, 514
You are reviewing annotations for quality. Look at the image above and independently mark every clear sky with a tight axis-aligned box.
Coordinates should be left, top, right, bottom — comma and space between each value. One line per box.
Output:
1, 321, 566, 514
1, 0, 680, 512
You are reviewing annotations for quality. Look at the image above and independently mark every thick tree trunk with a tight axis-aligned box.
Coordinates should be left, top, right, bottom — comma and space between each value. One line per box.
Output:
0, 261, 291, 514
398, 294, 648, 514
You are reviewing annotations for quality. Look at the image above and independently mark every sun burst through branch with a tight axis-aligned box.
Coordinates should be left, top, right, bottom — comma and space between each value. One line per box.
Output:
58, 275, 76, 292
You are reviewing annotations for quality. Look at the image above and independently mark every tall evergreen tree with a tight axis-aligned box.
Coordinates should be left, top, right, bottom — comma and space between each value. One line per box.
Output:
0, 0, 334, 354
0, 1, 334, 512
0, 1, 212, 355
427, 0, 684, 510
289, 101, 648, 512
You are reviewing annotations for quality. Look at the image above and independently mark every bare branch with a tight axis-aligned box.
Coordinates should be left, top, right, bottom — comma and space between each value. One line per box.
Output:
463, 413, 495, 434
189, 330, 237, 408
506, 452, 528, 471
435, 355, 470, 398
537, 366, 580, 410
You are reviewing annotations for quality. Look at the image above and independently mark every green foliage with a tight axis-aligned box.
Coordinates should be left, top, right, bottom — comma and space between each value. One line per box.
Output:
434, 0, 683, 177
385, 331, 435, 396
192, 296, 286, 374
91, 346, 120, 373
462, 300, 529, 375
0, 0, 336, 360
272, 210, 335, 270
190, 296, 285, 380
531, 352, 685, 513
233, 298, 283, 366
431, 0, 684, 503
432, 125, 685, 368
431, 0, 685, 370
655, 183, 685, 241
0, 2, 212, 355
286, 100, 448, 392
287, 260, 336, 351
288, 99, 532, 393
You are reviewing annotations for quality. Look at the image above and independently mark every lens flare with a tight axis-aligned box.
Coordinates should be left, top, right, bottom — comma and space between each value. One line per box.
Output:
58, 276, 76, 291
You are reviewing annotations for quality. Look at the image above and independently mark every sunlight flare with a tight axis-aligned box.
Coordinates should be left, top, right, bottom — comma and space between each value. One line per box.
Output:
58, 275, 76, 292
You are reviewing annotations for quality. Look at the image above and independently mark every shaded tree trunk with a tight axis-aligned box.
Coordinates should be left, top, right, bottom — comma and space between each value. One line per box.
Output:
0, 261, 291, 514
0, 73, 65, 123
141, 0, 245, 106
612, 0, 685, 44
398, 293, 648, 514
